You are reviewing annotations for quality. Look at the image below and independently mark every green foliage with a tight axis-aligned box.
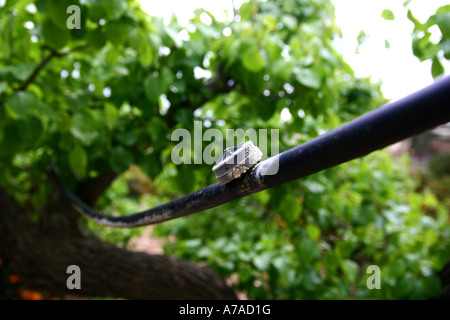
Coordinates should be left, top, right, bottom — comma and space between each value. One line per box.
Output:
68, 145, 87, 176
0, 0, 447, 300
430, 154, 450, 178
154, 153, 449, 299
381, 9, 395, 21
407, 4, 450, 77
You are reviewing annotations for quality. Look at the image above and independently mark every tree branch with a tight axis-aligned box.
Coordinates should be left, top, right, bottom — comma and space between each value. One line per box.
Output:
17, 51, 55, 91
17, 44, 88, 92
0, 187, 237, 299
76, 171, 118, 207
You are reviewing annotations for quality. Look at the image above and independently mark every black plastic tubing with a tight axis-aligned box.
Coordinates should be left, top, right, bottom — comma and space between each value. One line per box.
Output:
56, 76, 450, 227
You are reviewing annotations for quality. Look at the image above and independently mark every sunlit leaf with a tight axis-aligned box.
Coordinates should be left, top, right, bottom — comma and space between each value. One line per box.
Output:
70, 113, 98, 145
431, 57, 444, 78
293, 67, 321, 89
242, 47, 266, 72
381, 9, 395, 20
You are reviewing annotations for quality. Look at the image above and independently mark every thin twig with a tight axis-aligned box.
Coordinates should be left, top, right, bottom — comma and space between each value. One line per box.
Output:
17, 43, 88, 92
17, 51, 56, 91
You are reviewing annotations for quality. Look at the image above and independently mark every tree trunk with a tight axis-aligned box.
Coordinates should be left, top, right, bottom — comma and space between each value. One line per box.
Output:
0, 188, 237, 299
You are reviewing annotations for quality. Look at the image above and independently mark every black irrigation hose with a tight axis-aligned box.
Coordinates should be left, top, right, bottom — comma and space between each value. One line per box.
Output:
54, 76, 450, 228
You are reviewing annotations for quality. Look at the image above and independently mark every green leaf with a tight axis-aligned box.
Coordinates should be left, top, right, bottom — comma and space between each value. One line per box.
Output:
422, 274, 442, 298
115, 131, 138, 147
105, 20, 131, 46
241, 47, 266, 72
324, 253, 339, 272
256, 96, 276, 121
105, 47, 119, 65
241, 68, 265, 93
436, 4, 450, 15
142, 68, 173, 103
146, 117, 168, 147
381, 9, 395, 20
341, 259, 359, 283
46, 0, 78, 29
280, 195, 301, 223
104, 103, 119, 129
4, 64, 36, 81
42, 18, 70, 49
129, 28, 153, 66
0, 124, 23, 156
281, 14, 298, 30
435, 12, 450, 38
431, 57, 444, 78
86, 28, 107, 49
253, 253, 271, 271
412, 32, 438, 62
139, 42, 153, 66
163, 25, 183, 47
395, 274, 415, 297
177, 166, 195, 193
270, 186, 286, 210
174, 108, 194, 129
128, 28, 144, 51
0, 81, 8, 94
306, 224, 321, 241
440, 39, 450, 59
5, 91, 37, 119
103, 0, 127, 20
303, 180, 325, 193
109, 146, 133, 173
69, 145, 88, 176
144, 74, 163, 102
66, 94, 89, 111
356, 29, 368, 49
335, 241, 356, 259
293, 67, 321, 89
385, 39, 391, 49
298, 238, 318, 263
87, 134, 106, 160
302, 267, 322, 291
138, 152, 162, 180
15, 117, 43, 148
184, 238, 201, 249
270, 59, 293, 82
160, 68, 175, 93
70, 113, 98, 145
1, 13, 14, 59
407, 10, 425, 32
